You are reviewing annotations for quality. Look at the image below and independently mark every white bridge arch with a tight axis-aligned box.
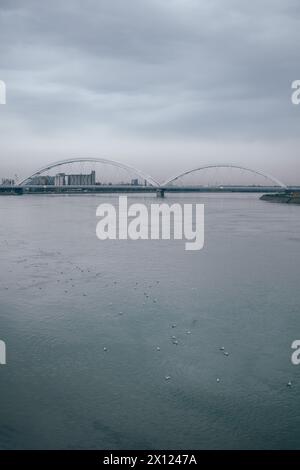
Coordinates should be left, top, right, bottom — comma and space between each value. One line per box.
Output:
19, 157, 160, 187
19, 159, 287, 189
162, 164, 287, 188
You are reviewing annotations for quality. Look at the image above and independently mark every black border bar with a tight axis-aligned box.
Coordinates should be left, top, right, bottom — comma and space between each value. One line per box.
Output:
0, 450, 299, 466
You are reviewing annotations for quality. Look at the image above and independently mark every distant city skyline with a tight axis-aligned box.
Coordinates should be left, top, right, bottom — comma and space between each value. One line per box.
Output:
1, 0, 300, 184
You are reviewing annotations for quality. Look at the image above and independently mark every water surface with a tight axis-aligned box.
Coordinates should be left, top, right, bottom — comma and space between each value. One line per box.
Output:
0, 193, 300, 449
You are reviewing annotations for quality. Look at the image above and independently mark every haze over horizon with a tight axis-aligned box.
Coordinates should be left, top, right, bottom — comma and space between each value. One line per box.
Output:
0, 0, 300, 184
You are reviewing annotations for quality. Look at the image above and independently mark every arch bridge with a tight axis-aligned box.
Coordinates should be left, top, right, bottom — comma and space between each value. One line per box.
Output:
19, 157, 159, 187
18, 158, 288, 193
162, 164, 287, 189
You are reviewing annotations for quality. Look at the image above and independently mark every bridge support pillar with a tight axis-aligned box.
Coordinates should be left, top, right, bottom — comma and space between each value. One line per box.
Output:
156, 188, 165, 198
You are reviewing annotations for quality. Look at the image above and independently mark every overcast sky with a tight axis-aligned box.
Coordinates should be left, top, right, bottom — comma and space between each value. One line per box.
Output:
0, 0, 300, 184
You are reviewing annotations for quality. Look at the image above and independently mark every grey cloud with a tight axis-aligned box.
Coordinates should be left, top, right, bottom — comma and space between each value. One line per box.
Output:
0, 0, 300, 182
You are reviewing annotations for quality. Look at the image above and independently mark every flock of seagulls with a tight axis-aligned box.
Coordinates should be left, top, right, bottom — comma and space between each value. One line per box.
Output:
4, 254, 295, 390
101, 279, 237, 385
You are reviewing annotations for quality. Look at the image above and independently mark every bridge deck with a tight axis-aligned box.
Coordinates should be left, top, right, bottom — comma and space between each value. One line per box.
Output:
1, 185, 299, 195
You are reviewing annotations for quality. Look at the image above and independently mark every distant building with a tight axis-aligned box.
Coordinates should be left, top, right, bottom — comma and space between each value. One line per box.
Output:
55, 173, 66, 186
1, 178, 15, 186
131, 178, 139, 186
30, 175, 55, 186
67, 171, 96, 186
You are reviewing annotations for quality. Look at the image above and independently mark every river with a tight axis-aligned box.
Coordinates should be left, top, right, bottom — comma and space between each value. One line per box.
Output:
0, 193, 299, 449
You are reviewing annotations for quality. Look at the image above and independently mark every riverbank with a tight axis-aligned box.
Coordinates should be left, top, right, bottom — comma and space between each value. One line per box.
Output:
260, 192, 300, 204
